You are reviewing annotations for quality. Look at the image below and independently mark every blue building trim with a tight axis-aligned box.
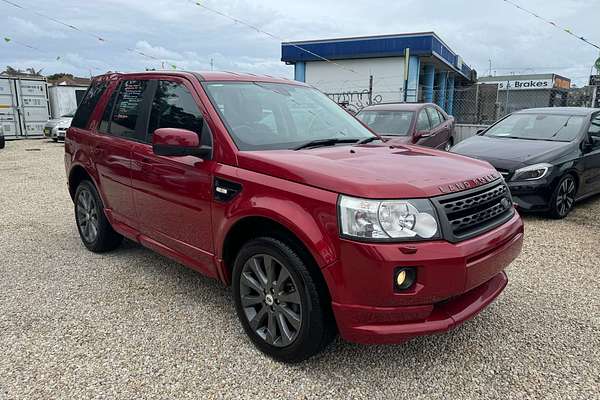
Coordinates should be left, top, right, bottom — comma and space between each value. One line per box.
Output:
435, 71, 448, 110
422, 64, 435, 103
282, 32, 472, 80
406, 56, 420, 102
294, 61, 306, 82
446, 74, 455, 115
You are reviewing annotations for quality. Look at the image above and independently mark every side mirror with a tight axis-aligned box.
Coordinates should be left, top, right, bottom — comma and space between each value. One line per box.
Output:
152, 128, 211, 159
584, 136, 600, 152
415, 130, 431, 139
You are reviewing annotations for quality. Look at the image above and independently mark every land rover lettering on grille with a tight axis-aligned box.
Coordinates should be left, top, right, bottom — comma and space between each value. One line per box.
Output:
438, 173, 499, 194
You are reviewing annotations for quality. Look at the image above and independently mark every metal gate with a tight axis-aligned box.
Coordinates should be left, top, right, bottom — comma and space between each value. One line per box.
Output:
0, 76, 50, 139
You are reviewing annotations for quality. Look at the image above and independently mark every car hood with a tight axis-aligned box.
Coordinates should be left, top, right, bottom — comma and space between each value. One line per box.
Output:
451, 136, 572, 170
237, 144, 499, 199
45, 117, 73, 127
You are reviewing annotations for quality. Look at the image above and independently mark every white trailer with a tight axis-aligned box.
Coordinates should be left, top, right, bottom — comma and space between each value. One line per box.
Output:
48, 84, 88, 118
0, 76, 50, 139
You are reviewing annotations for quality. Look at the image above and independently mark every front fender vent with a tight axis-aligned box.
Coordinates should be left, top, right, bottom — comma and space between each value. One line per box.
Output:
214, 177, 242, 202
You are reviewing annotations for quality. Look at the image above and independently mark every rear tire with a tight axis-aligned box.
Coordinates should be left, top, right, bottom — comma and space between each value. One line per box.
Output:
0, 136, 5, 149
74, 180, 123, 252
548, 174, 577, 219
52, 137, 58, 142
232, 237, 335, 363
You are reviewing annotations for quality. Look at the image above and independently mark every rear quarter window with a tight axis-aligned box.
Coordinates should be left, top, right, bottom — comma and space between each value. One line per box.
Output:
71, 81, 108, 129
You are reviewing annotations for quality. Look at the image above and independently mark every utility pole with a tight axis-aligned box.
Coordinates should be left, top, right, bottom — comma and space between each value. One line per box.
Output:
488, 59, 492, 77
368, 75, 373, 105
210, 58, 214, 71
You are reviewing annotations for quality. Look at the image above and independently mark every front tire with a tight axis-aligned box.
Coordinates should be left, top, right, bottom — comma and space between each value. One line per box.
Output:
74, 180, 123, 252
232, 237, 335, 363
548, 174, 577, 219
444, 137, 453, 151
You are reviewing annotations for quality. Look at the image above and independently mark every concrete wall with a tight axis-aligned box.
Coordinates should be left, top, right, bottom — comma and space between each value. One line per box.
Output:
304, 57, 406, 104
454, 123, 489, 143
48, 85, 87, 118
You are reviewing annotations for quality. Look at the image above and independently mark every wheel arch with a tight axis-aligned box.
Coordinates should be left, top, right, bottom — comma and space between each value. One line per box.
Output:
68, 164, 94, 200
219, 215, 333, 287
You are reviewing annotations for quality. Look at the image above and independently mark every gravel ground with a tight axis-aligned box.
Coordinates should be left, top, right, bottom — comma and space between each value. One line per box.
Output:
0, 139, 598, 400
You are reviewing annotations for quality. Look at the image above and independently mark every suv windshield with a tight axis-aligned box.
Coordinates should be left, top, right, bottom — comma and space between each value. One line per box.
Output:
203, 82, 374, 150
485, 113, 585, 142
356, 110, 414, 136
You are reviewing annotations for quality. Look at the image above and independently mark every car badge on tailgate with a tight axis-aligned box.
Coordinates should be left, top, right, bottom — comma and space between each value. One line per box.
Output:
438, 173, 499, 194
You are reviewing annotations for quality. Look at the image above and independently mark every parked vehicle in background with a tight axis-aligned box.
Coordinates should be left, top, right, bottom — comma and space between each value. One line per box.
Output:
44, 110, 75, 142
65, 71, 523, 362
356, 103, 455, 150
452, 107, 600, 218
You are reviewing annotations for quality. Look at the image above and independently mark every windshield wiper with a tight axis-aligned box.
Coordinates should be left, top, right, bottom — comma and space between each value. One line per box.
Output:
357, 136, 382, 145
294, 138, 359, 150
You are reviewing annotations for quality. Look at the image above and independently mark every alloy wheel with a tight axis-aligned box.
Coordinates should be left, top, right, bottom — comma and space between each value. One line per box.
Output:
556, 176, 576, 217
239, 254, 302, 347
76, 188, 99, 243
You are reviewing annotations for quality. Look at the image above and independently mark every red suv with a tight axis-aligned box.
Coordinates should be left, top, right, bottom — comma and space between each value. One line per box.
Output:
65, 71, 524, 362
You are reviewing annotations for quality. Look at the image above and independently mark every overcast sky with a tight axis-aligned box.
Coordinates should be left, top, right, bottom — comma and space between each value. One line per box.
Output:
1, 0, 599, 86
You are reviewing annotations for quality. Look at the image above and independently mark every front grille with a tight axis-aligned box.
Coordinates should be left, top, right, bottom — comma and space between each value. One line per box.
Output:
433, 180, 514, 242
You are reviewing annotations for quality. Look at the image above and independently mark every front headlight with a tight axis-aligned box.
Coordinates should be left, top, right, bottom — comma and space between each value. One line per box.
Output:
512, 163, 552, 181
338, 195, 440, 241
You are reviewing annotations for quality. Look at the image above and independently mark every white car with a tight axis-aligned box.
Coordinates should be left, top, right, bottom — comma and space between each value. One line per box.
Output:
44, 111, 74, 142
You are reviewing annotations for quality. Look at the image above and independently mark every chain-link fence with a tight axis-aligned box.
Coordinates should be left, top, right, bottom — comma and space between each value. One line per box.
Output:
444, 84, 597, 124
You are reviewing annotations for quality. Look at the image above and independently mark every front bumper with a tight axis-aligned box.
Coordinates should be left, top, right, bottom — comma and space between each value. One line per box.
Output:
508, 179, 553, 211
323, 211, 524, 344
44, 126, 67, 140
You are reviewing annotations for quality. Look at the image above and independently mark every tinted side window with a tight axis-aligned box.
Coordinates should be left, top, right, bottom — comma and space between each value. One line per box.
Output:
426, 107, 442, 127
71, 81, 107, 129
437, 109, 446, 121
589, 114, 600, 137
98, 86, 118, 134
148, 80, 210, 146
416, 110, 431, 131
110, 80, 150, 141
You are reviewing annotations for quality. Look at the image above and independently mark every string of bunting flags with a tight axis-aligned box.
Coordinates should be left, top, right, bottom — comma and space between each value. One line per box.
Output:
502, 0, 600, 50
188, 0, 359, 74
0, 0, 178, 69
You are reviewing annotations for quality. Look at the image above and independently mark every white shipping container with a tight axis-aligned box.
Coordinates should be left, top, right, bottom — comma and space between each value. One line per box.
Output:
48, 85, 88, 118
0, 76, 50, 138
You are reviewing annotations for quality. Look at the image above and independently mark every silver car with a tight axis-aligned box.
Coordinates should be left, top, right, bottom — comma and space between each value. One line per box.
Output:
44, 110, 74, 142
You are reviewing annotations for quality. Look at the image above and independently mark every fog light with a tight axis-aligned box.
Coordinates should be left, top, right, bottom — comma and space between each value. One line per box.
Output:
394, 267, 416, 291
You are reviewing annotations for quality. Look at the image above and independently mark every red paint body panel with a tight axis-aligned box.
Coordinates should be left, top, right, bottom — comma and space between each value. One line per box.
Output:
65, 71, 525, 346
152, 128, 200, 147
237, 145, 495, 199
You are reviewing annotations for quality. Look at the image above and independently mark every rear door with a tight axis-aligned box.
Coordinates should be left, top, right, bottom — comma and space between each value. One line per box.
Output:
130, 76, 216, 276
91, 78, 153, 229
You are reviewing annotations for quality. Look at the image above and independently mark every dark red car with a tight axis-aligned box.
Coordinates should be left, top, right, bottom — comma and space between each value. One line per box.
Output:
356, 103, 455, 151
65, 71, 523, 362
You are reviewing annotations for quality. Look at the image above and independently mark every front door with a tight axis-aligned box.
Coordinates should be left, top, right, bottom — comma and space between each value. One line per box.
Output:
581, 113, 600, 196
130, 77, 215, 276
414, 108, 434, 147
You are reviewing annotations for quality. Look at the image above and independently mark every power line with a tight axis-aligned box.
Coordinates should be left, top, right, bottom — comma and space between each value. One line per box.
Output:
187, 0, 359, 74
0, 0, 172, 67
501, 0, 600, 50
3, 34, 104, 71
